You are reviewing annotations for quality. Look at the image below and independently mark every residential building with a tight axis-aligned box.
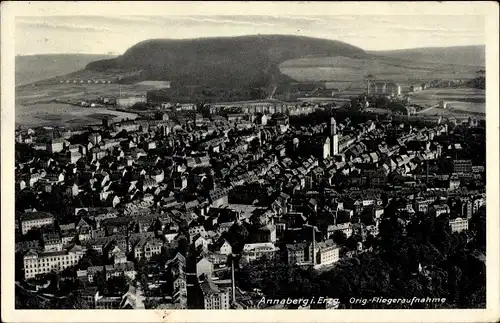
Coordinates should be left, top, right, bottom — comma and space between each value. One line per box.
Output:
196, 256, 214, 279
213, 239, 233, 256
21, 212, 55, 235
42, 232, 63, 252
453, 160, 473, 174
23, 245, 84, 279
47, 139, 65, 154
134, 238, 163, 261
105, 262, 137, 281
314, 240, 340, 268
430, 204, 450, 218
327, 222, 353, 239
449, 217, 469, 233
286, 242, 313, 266
200, 276, 231, 310
242, 242, 279, 263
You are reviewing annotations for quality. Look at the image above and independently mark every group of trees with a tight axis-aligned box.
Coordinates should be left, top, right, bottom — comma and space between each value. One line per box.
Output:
238, 200, 486, 309
15, 291, 90, 309
16, 279, 91, 310
92, 273, 129, 296
148, 86, 268, 104
77, 248, 104, 269
468, 70, 485, 89
16, 267, 130, 309
224, 221, 251, 255
16, 184, 75, 221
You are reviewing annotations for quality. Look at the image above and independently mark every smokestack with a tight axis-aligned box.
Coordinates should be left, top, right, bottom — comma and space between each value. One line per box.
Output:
312, 226, 316, 266
231, 255, 236, 304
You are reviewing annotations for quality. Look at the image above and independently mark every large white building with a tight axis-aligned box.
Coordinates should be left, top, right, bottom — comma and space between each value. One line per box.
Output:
286, 239, 340, 268
449, 217, 469, 233
242, 242, 279, 263
327, 222, 353, 239
200, 276, 231, 310
116, 96, 146, 108
369, 82, 401, 96
88, 133, 102, 146
47, 138, 65, 154
23, 245, 84, 279
20, 212, 55, 235
314, 240, 340, 269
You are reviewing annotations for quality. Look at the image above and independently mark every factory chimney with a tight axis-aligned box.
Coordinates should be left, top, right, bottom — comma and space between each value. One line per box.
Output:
231, 254, 237, 304
312, 225, 316, 266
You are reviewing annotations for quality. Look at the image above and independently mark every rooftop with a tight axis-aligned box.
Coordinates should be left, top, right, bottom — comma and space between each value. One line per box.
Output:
22, 211, 54, 222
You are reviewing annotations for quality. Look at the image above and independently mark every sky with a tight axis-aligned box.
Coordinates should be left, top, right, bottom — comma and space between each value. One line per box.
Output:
15, 15, 486, 55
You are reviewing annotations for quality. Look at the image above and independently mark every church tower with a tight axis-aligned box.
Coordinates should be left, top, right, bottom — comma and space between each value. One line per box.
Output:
330, 117, 339, 155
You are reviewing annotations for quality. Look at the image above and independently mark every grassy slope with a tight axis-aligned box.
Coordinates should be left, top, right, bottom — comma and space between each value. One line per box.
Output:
16, 54, 116, 86
367, 45, 485, 67
279, 46, 484, 90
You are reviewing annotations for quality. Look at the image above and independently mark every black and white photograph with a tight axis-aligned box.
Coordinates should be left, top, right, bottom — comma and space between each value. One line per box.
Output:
1, 2, 499, 322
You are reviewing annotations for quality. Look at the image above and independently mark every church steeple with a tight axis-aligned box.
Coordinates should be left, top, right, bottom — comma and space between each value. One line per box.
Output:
330, 117, 339, 155
330, 117, 337, 136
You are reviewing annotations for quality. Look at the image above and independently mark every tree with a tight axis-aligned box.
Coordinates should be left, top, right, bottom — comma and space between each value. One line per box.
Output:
48, 293, 90, 309
132, 102, 150, 110
77, 247, 103, 269
61, 266, 76, 279
176, 236, 190, 256
93, 271, 108, 295
470, 206, 486, 251
15, 293, 50, 309
236, 189, 486, 309
330, 230, 347, 246
387, 102, 407, 114
226, 222, 250, 253
15, 190, 40, 210
107, 275, 129, 295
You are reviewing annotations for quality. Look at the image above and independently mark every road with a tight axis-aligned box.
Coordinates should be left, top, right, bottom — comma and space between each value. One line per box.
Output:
267, 85, 278, 100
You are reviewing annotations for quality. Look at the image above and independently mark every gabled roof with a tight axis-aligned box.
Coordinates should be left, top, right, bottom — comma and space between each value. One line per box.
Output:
200, 277, 220, 295
76, 217, 92, 229
211, 237, 232, 251
165, 252, 186, 268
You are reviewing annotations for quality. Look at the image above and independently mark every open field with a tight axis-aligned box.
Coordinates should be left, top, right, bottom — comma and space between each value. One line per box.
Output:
409, 88, 485, 113
369, 45, 485, 67
15, 82, 147, 128
16, 83, 150, 106
279, 55, 482, 91
366, 106, 485, 121
16, 102, 138, 128
416, 107, 485, 120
